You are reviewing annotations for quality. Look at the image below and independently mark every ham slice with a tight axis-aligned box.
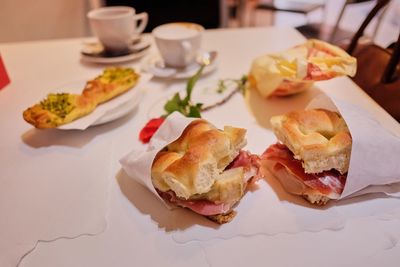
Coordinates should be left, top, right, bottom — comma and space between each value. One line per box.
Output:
157, 190, 232, 216
226, 150, 260, 183
157, 150, 260, 216
262, 143, 346, 199
305, 62, 337, 81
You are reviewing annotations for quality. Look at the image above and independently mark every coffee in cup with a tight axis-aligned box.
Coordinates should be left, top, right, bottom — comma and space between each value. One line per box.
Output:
87, 6, 148, 55
152, 22, 204, 68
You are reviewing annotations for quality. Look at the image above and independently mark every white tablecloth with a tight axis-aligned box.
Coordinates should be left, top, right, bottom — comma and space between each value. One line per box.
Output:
1, 27, 400, 267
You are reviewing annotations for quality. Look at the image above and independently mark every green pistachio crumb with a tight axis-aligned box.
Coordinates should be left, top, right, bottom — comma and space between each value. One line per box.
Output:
40, 93, 75, 118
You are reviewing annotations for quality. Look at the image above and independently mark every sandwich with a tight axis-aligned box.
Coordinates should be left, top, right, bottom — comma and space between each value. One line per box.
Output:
151, 119, 260, 224
248, 39, 357, 97
23, 67, 139, 128
261, 109, 352, 205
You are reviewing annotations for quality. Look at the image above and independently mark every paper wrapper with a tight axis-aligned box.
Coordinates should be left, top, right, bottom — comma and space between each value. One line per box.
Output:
248, 39, 357, 97
120, 94, 400, 201
55, 72, 152, 130
306, 93, 400, 199
119, 97, 400, 242
120, 112, 197, 204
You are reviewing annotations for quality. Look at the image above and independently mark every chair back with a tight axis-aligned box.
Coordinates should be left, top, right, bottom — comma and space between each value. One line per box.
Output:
347, 0, 400, 122
346, 0, 391, 54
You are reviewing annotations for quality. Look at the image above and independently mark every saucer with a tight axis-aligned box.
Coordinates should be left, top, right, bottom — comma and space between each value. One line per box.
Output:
81, 36, 151, 64
141, 52, 218, 79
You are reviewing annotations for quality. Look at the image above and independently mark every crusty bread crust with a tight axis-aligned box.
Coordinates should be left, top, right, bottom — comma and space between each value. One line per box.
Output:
23, 67, 139, 128
270, 109, 352, 174
303, 193, 330, 205
207, 210, 237, 224
151, 120, 247, 200
151, 120, 252, 223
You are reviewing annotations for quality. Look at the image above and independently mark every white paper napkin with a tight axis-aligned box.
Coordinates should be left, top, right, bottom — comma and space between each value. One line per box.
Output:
306, 94, 400, 198
120, 112, 196, 204
119, 99, 400, 242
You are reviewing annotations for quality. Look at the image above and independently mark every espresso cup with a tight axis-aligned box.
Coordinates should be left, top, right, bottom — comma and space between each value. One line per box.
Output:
152, 22, 204, 68
87, 6, 148, 54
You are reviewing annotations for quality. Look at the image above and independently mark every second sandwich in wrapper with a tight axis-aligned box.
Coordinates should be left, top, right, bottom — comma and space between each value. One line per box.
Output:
261, 94, 400, 205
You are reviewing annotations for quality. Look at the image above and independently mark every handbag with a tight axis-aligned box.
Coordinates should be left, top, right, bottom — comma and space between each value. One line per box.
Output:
346, 0, 400, 122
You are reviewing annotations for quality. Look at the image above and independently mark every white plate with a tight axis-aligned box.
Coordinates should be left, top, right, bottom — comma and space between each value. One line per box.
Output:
80, 37, 151, 64
92, 93, 143, 126
47, 72, 152, 130
141, 52, 218, 79
147, 78, 239, 119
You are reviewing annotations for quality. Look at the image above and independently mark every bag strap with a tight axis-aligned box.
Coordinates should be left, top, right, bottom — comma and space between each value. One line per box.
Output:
346, 0, 391, 55
346, 0, 400, 83
382, 32, 400, 83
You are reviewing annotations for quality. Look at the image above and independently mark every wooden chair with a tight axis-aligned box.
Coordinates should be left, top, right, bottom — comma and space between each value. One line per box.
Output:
299, 0, 390, 44
252, 0, 388, 44
346, 0, 400, 122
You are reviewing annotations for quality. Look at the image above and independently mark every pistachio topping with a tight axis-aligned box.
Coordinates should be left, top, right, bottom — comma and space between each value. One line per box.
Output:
40, 93, 75, 118
97, 67, 138, 84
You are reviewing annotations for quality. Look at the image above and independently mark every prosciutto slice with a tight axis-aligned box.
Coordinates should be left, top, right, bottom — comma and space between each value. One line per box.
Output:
157, 150, 260, 216
157, 190, 232, 216
262, 143, 346, 199
226, 150, 261, 183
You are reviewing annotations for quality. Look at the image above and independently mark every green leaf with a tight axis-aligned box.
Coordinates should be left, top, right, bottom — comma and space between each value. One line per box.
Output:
163, 92, 183, 115
161, 65, 206, 118
188, 103, 203, 118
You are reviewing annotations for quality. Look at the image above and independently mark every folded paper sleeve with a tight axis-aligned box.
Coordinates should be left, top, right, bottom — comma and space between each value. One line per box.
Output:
120, 112, 196, 205
306, 94, 400, 199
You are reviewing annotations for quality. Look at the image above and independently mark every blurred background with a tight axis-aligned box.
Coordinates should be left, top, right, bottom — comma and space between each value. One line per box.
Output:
1, 0, 399, 46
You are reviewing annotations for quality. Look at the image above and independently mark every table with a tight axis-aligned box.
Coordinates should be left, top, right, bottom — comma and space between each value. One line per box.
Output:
1, 27, 400, 267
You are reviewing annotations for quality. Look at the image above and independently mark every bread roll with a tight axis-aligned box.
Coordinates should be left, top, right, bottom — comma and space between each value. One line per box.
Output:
270, 109, 352, 174
262, 109, 351, 205
151, 119, 247, 200
151, 119, 260, 223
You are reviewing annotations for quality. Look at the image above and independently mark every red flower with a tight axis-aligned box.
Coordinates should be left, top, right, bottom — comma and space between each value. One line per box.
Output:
139, 117, 165, 144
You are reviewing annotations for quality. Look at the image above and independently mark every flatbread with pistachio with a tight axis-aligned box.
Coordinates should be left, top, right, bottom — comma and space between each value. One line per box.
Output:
23, 67, 139, 128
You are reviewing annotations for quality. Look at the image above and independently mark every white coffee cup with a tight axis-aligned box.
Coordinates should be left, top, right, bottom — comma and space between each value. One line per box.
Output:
87, 6, 148, 54
152, 22, 204, 68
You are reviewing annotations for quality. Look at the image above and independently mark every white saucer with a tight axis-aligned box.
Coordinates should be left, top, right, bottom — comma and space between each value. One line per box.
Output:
141, 52, 218, 79
81, 36, 151, 64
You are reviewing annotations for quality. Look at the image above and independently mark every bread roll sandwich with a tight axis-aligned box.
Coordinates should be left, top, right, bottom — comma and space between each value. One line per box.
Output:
151, 119, 260, 224
23, 67, 139, 128
248, 39, 357, 97
261, 109, 352, 205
